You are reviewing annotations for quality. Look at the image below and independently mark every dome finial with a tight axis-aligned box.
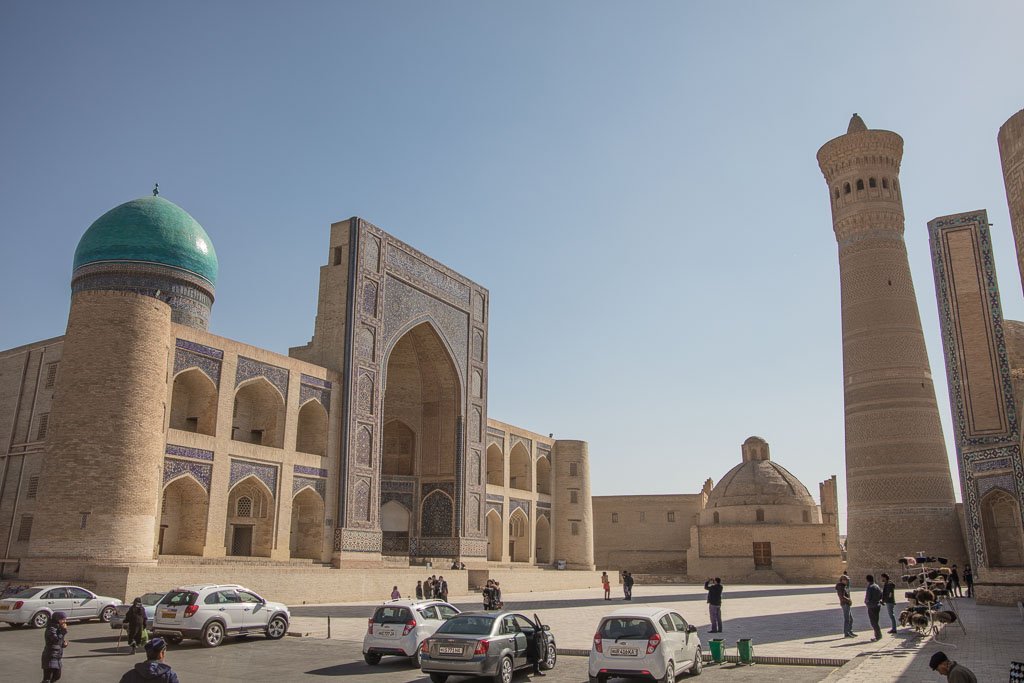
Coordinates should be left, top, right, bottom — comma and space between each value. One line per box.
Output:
153, 182, 159, 197
847, 113, 867, 133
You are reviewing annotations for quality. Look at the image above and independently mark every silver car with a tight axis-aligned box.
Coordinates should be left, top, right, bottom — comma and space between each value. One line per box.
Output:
110, 591, 169, 630
419, 611, 557, 683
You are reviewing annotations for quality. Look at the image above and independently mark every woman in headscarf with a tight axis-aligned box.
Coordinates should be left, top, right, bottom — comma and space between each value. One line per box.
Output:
126, 597, 148, 654
41, 611, 68, 682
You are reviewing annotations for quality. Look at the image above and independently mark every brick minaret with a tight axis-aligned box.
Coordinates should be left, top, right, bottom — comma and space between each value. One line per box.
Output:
817, 114, 964, 579
999, 108, 1024, 291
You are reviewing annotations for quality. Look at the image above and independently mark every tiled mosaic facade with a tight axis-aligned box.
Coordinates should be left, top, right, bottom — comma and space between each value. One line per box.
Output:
299, 373, 331, 410
163, 458, 212, 492
165, 444, 214, 461
173, 339, 223, 386
229, 459, 278, 495
235, 356, 290, 400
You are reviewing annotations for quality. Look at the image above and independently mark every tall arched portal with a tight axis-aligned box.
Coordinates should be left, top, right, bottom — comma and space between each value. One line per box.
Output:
535, 514, 551, 565
159, 475, 209, 556
509, 508, 530, 563
486, 509, 502, 562
290, 487, 325, 560
383, 322, 462, 558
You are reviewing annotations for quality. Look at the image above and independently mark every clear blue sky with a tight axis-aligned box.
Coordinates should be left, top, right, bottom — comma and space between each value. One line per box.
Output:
3, 2, 1023, 533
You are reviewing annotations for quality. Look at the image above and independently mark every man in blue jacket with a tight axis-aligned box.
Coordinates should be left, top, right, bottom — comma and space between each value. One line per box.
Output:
118, 637, 179, 683
864, 575, 883, 641
704, 577, 723, 633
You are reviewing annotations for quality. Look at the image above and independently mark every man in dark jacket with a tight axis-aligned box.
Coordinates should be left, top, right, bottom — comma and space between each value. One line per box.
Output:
836, 575, 854, 637
125, 597, 148, 654
880, 573, 897, 634
864, 575, 883, 641
929, 651, 978, 682
704, 577, 723, 633
41, 611, 68, 682
119, 637, 179, 683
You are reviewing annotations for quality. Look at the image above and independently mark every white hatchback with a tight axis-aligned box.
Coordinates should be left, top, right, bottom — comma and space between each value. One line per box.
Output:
152, 584, 290, 648
0, 585, 121, 629
362, 599, 460, 665
589, 607, 703, 683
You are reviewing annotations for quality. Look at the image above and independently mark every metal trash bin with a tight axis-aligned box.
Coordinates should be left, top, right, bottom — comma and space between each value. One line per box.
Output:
708, 638, 725, 663
737, 638, 754, 664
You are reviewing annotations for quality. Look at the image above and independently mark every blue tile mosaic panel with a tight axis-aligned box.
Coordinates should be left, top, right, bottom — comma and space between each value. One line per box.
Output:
486, 502, 503, 517
293, 465, 328, 478
229, 459, 278, 494
420, 490, 454, 537
165, 444, 215, 461
293, 476, 326, 499
173, 348, 222, 386
176, 338, 224, 359
299, 384, 330, 411
235, 357, 289, 399
510, 498, 531, 516
422, 482, 455, 499
163, 458, 212, 492
381, 479, 415, 493
300, 374, 331, 389
485, 493, 504, 503
536, 500, 551, 509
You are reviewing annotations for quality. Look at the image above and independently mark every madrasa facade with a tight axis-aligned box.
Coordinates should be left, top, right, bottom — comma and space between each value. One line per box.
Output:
0, 198, 595, 601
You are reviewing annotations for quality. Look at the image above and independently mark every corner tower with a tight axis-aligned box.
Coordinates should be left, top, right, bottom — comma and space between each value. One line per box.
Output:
817, 115, 963, 578
24, 194, 217, 577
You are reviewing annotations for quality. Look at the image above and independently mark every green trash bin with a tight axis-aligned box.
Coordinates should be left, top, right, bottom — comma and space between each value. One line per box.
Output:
737, 638, 754, 664
708, 638, 725, 663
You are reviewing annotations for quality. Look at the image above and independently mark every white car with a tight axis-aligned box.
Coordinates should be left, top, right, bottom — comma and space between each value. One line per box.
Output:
152, 584, 290, 648
589, 607, 703, 683
110, 591, 170, 630
0, 585, 121, 629
362, 599, 460, 665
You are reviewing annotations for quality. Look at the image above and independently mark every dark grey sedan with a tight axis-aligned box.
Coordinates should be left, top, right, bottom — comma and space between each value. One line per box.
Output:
419, 611, 557, 683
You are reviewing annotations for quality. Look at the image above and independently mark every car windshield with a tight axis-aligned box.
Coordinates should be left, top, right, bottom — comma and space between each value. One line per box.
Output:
600, 617, 656, 640
373, 606, 412, 624
141, 593, 166, 606
8, 587, 43, 599
436, 615, 495, 636
160, 590, 197, 606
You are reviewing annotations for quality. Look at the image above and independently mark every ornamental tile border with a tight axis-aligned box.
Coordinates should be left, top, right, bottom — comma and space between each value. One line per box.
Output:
486, 502, 503, 516
486, 426, 506, 437
300, 373, 332, 390
337, 527, 382, 553
173, 347, 222, 386
422, 482, 455, 499
299, 383, 331, 411
235, 356, 290, 399
536, 500, 551, 509
537, 509, 550, 521
165, 444, 214, 461
510, 434, 533, 454
293, 476, 326, 499
381, 479, 416, 493
972, 457, 1012, 473
485, 493, 504, 503
381, 491, 414, 510
293, 465, 328, 478
229, 459, 279, 494
175, 338, 224, 359
509, 498, 531, 516
163, 458, 212, 492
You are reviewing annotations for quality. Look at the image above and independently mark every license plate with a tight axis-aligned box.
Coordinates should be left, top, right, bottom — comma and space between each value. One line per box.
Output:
0, 605, 9, 611
377, 629, 395, 637
161, 611, 176, 619
609, 647, 639, 656
439, 646, 463, 655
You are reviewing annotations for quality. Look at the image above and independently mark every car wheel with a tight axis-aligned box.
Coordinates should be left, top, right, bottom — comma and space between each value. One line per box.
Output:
166, 635, 183, 645
8, 622, 25, 629
429, 674, 448, 683
100, 605, 116, 623
690, 646, 703, 675
543, 640, 557, 670
494, 655, 513, 683
661, 660, 675, 683
201, 621, 225, 648
364, 653, 382, 665
265, 615, 288, 640
30, 611, 50, 629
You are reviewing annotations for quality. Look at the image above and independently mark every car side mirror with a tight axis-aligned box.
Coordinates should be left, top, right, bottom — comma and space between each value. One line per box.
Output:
541, 625, 550, 631
686, 625, 697, 634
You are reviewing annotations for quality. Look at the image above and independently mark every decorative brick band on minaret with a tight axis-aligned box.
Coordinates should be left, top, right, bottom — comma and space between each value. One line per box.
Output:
817, 115, 964, 580
998, 108, 1024, 292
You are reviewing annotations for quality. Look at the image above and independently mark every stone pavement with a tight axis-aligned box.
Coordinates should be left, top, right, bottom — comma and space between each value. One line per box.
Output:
289, 583, 1024, 678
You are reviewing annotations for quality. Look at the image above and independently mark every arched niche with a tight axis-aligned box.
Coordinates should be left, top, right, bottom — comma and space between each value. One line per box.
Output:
290, 487, 324, 560
487, 443, 504, 486
232, 378, 285, 448
296, 400, 328, 456
421, 490, 454, 538
981, 489, 1024, 567
381, 499, 412, 555
535, 514, 551, 565
383, 420, 415, 476
508, 508, 530, 563
159, 475, 209, 555
486, 509, 503, 562
509, 442, 532, 492
226, 476, 276, 557
169, 369, 218, 436
536, 455, 551, 495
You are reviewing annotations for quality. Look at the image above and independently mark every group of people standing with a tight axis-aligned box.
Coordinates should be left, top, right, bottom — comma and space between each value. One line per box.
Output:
836, 572, 894, 640
412, 575, 449, 602
481, 579, 503, 610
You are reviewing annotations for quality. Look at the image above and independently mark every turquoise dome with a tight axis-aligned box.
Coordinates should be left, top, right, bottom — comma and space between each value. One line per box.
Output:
73, 196, 218, 286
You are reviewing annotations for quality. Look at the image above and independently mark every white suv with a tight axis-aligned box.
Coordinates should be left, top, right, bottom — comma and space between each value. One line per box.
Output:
152, 584, 290, 648
363, 599, 460, 665
589, 607, 702, 682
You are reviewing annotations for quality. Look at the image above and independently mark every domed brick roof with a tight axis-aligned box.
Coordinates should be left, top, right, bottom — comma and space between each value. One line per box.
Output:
706, 438, 817, 508
73, 195, 217, 286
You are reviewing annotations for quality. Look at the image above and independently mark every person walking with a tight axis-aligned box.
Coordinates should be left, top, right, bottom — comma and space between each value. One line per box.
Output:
949, 565, 962, 597
493, 581, 503, 609
836, 574, 855, 638
704, 577, 723, 633
41, 611, 68, 682
880, 573, 897, 634
424, 577, 433, 599
864, 575, 883, 641
963, 566, 974, 598
415, 580, 423, 601
390, 586, 401, 600
623, 571, 634, 600
119, 637, 180, 683
482, 580, 494, 610
601, 571, 611, 600
125, 597, 148, 654
928, 651, 978, 682
438, 576, 448, 602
